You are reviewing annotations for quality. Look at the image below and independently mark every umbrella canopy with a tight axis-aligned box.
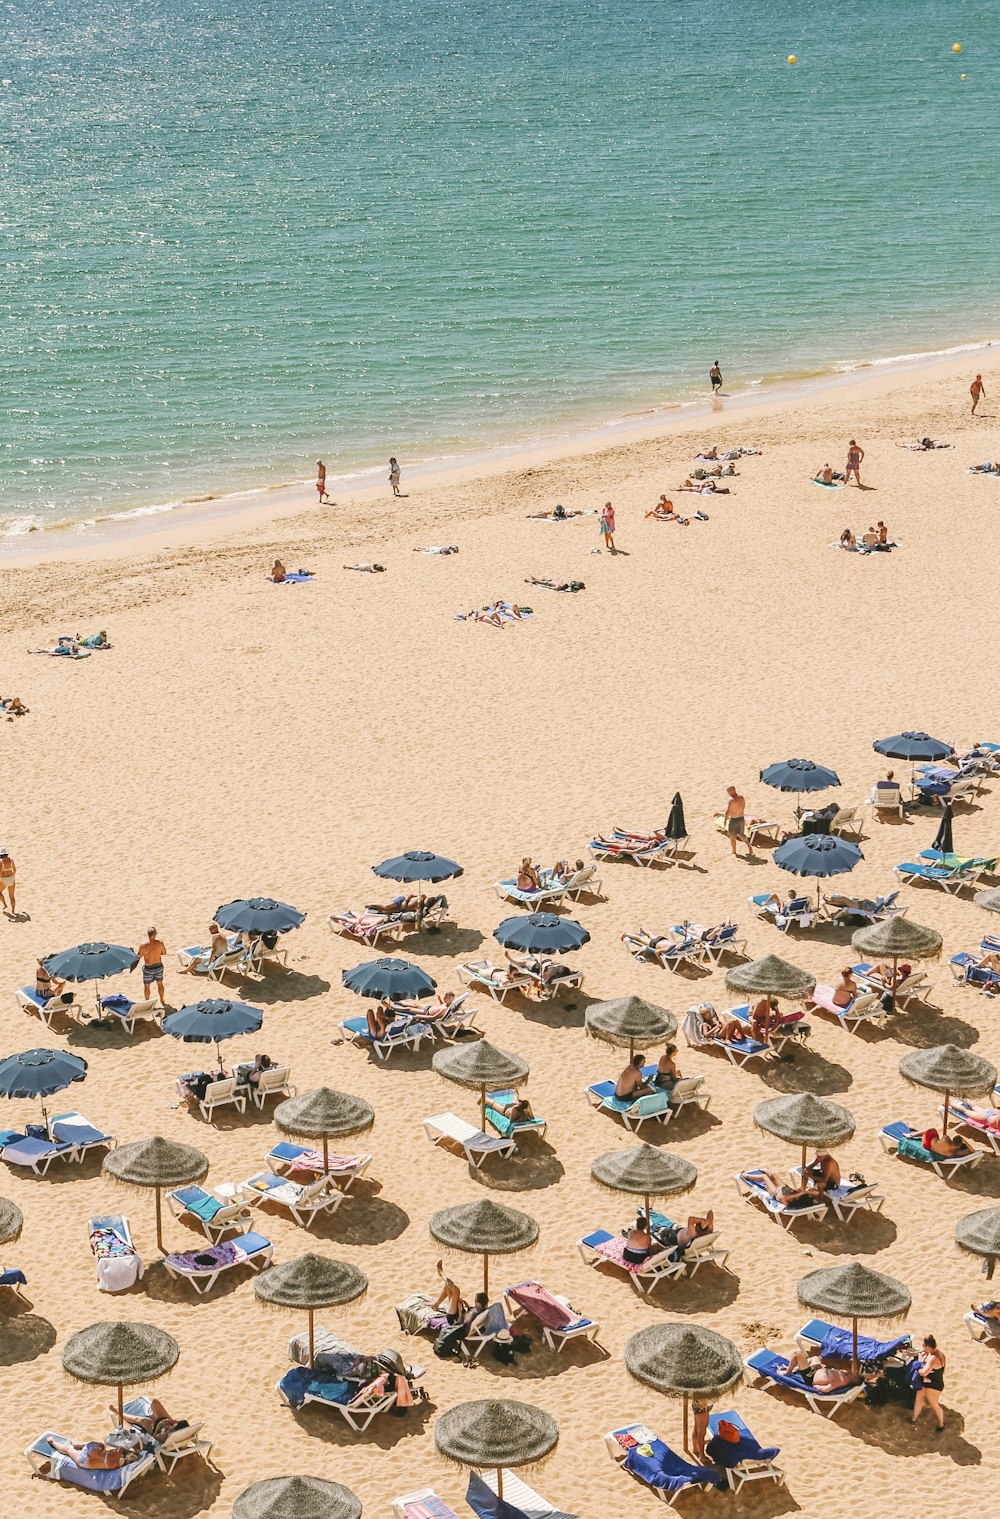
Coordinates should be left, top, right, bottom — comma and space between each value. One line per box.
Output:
592, 1143, 696, 1229
493, 914, 590, 955
372, 851, 463, 884
104, 1136, 209, 1252
275, 1088, 375, 1172
43, 942, 139, 983
342, 957, 436, 1002
974, 887, 1000, 914
255, 1253, 367, 1368
0, 1195, 24, 1246
797, 1262, 910, 1372
931, 804, 954, 854
760, 759, 841, 794
433, 1041, 530, 1127
585, 996, 677, 1055
773, 833, 863, 905
435, 1398, 557, 1472
163, 998, 263, 1068
851, 916, 942, 962
232, 1476, 362, 1519
0, 1047, 87, 1124
898, 1044, 997, 1134
955, 1207, 1000, 1280
874, 732, 951, 763
62, 1320, 179, 1422
430, 1199, 538, 1295
624, 1323, 742, 1446
214, 898, 305, 935
664, 793, 687, 841
754, 1093, 855, 1171
725, 954, 815, 1001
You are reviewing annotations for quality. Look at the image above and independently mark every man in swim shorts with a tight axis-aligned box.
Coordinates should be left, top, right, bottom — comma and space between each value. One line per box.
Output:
710, 361, 723, 393
136, 927, 167, 1007
971, 374, 986, 415
724, 786, 755, 858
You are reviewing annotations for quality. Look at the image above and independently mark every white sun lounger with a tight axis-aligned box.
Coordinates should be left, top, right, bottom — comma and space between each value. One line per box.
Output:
964, 1306, 1000, 1342
504, 1280, 601, 1351
121, 1398, 214, 1473
879, 1120, 986, 1177
265, 1141, 374, 1190
239, 1171, 344, 1225
177, 1074, 247, 1121
392, 1489, 461, 1519
176, 941, 247, 979
15, 986, 81, 1024
161, 1230, 273, 1293
167, 1184, 254, 1240
238, 1064, 295, 1107
473, 1469, 577, 1519
456, 960, 534, 1003
88, 1212, 145, 1293
808, 985, 887, 1031
49, 1111, 116, 1159
422, 1112, 517, 1167
734, 1171, 827, 1229
787, 1167, 886, 1222
26, 1434, 156, 1496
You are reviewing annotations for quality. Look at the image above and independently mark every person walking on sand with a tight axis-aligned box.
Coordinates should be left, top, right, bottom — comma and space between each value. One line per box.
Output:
710, 360, 723, 394
845, 438, 865, 487
389, 457, 401, 497
315, 461, 329, 504
724, 787, 755, 858
971, 374, 986, 415
911, 1335, 946, 1431
599, 502, 616, 553
136, 927, 167, 1008
0, 847, 16, 915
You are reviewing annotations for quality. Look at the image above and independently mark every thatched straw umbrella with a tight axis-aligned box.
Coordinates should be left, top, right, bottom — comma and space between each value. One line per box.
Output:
103, 1136, 208, 1252
955, 1207, 1000, 1282
585, 997, 677, 1059
974, 887, 1000, 915
62, 1320, 179, 1424
754, 1092, 856, 1174
435, 1398, 557, 1504
254, 1254, 367, 1369
591, 1143, 696, 1232
432, 1041, 529, 1129
797, 1262, 910, 1375
429, 1200, 538, 1297
851, 917, 942, 1006
725, 954, 816, 1001
898, 1044, 997, 1136
232, 1476, 362, 1519
0, 1195, 24, 1246
274, 1089, 374, 1173
624, 1323, 742, 1451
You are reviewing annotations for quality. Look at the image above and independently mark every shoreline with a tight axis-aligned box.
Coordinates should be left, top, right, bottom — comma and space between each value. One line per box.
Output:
2, 334, 995, 567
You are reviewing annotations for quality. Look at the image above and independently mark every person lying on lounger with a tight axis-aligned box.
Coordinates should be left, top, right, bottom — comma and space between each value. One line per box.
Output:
972, 1300, 1000, 1320
432, 1259, 465, 1319
492, 1095, 535, 1121
921, 1127, 973, 1158
743, 1167, 821, 1209
786, 1348, 859, 1391
953, 1100, 1000, 1129
503, 950, 571, 984
116, 1397, 189, 1441
614, 1053, 654, 1101
48, 1435, 140, 1470
391, 989, 458, 1022
648, 1211, 715, 1256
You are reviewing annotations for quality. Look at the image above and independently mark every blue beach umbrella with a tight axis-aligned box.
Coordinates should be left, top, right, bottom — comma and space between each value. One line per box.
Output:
42, 942, 140, 1018
342, 957, 436, 1003
874, 731, 952, 799
0, 1047, 87, 1125
372, 851, 463, 884
214, 898, 305, 936
760, 759, 841, 794
494, 914, 590, 955
773, 833, 864, 907
163, 998, 264, 1070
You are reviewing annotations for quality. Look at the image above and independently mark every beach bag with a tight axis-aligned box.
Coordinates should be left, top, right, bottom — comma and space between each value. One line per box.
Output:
433, 1324, 466, 1359
715, 1419, 740, 1444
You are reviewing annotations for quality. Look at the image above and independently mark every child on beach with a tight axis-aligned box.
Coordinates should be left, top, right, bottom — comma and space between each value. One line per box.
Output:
599, 502, 616, 552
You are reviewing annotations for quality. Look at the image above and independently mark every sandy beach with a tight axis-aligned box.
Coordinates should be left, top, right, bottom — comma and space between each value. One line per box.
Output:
3, 349, 1000, 1518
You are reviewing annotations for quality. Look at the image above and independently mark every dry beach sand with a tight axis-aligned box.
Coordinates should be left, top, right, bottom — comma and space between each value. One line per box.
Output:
2, 351, 1000, 1517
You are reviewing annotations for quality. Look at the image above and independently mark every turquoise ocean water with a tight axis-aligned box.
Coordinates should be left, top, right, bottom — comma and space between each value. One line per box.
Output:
2, 0, 998, 534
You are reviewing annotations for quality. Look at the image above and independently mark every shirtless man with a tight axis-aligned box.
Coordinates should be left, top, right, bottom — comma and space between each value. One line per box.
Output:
710, 361, 723, 394
615, 1053, 653, 1101
817, 463, 835, 483
845, 439, 865, 486
316, 460, 329, 503
0, 847, 16, 914
971, 374, 986, 415
805, 1152, 841, 1195
136, 927, 167, 1007
180, 922, 228, 975
724, 786, 755, 858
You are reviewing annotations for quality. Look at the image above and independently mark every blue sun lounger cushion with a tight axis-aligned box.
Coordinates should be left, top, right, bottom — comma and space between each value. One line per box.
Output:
624, 1436, 723, 1492
465, 1471, 531, 1519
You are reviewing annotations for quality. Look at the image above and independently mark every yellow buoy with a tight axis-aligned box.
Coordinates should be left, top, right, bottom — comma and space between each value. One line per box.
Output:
961, 72, 967, 79
952, 42, 961, 53
787, 54, 797, 64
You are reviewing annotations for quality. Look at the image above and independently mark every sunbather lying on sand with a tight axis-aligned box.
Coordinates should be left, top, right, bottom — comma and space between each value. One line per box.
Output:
691, 463, 736, 478
344, 562, 386, 572
76, 630, 110, 648
679, 478, 729, 494
969, 461, 1000, 475
899, 438, 951, 450
526, 504, 590, 519
524, 576, 585, 592
696, 446, 760, 461
786, 1349, 859, 1391
414, 545, 459, 553
1, 695, 28, 716
457, 602, 531, 626
31, 638, 90, 657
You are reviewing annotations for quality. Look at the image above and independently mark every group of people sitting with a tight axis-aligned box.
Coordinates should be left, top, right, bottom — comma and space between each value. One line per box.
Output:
687, 997, 808, 1046
178, 1052, 276, 1104
620, 1208, 715, 1266
839, 522, 894, 552
645, 496, 709, 524
426, 1262, 528, 1364
515, 857, 585, 894
614, 1046, 683, 1101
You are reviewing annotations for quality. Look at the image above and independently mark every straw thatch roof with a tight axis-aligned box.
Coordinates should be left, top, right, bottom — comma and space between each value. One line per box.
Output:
585, 997, 677, 1050
591, 1143, 696, 1199
898, 1044, 997, 1098
103, 1137, 208, 1190
435, 1399, 557, 1470
725, 954, 816, 1000
432, 1041, 529, 1092
0, 1195, 24, 1246
954, 1207, 1000, 1261
754, 1093, 856, 1149
851, 917, 942, 961
232, 1476, 362, 1519
796, 1262, 910, 1322
275, 1089, 374, 1140
624, 1324, 743, 1400
62, 1321, 179, 1388
974, 887, 1000, 915
429, 1200, 538, 1257
254, 1255, 367, 1311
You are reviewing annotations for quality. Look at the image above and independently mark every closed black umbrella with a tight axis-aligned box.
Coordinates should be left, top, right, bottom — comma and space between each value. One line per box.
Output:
342, 957, 436, 1003
42, 943, 139, 1018
664, 793, 687, 841
0, 1047, 87, 1126
931, 804, 954, 855
493, 914, 589, 955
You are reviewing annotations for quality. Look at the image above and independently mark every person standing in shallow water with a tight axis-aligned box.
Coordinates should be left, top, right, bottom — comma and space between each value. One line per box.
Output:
710, 360, 723, 393
389, 457, 401, 497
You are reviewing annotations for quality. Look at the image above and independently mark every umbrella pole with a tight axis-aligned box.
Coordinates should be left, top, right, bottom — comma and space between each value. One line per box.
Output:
308, 1308, 315, 1368
644, 1193, 651, 1232
683, 1394, 690, 1453
852, 1317, 858, 1378
155, 1187, 165, 1253
942, 1092, 950, 1137
483, 1253, 489, 1298
323, 1135, 330, 1172
988, 1256, 996, 1283
801, 1142, 808, 1175
497, 1468, 504, 1500
481, 1085, 487, 1130
117, 1383, 124, 1426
